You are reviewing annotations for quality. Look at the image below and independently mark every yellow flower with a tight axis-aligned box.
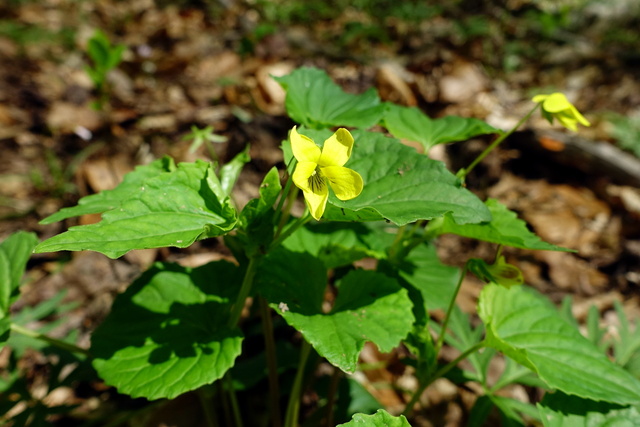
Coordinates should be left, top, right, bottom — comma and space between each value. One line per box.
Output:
290, 126, 363, 221
532, 92, 590, 132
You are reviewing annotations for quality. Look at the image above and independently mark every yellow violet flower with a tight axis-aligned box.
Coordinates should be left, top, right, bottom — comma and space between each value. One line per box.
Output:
532, 92, 590, 132
290, 126, 363, 221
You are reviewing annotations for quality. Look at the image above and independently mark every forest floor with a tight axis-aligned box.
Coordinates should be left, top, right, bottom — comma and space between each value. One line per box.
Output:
1, 0, 640, 425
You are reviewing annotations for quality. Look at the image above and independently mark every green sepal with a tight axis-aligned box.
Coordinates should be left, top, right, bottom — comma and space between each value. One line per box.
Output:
468, 256, 524, 288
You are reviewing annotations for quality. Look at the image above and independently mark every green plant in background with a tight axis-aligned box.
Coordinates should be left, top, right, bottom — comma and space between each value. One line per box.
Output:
608, 113, 640, 158
182, 125, 228, 161
84, 29, 125, 110
0, 20, 75, 51
2, 67, 635, 426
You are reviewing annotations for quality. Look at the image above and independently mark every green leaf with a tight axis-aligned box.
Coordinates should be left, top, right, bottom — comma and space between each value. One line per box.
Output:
0, 232, 39, 318
8, 290, 80, 357
393, 243, 461, 311
87, 31, 110, 69
91, 261, 243, 400
382, 103, 500, 151
0, 318, 9, 348
40, 156, 176, 224
320, 129, 491, 225
337, 409, 412, 426
35, 160, 237, 258
106, 44, 126, 70
492, 395, 540, 426
283, 222, 387, 269
538, 392, 640, 427
257, 250, 413, 373
274, 67, 385, 129
468, 395, 495, 427
236, 167, 281, 256
428, 198, 575, 252
239, 167, 281, 226
479, 284, 640, 405
219, 145, 250, 197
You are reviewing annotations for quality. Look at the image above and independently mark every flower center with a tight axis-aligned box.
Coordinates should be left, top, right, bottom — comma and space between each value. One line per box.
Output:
308, 167, 325, 193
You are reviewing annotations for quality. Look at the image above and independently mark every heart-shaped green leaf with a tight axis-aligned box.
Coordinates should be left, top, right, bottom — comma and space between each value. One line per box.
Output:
91, 261, 243, 400
35, 160, 237, 258
383, 103, 500, 151
479, 284, 640, 405
429, 198, 575, 252
274, 67, 385, 129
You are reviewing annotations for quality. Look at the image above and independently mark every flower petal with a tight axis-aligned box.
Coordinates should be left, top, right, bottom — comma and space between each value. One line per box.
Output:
302, 187, 329, 221
322, 166, 363, 201
540, 93, 573, 113
290, 126, 321, 163
318, 128, 354, 167
568, 106, 590, 127
532, 94, 549, 104
556, 115, 578, 132
292, 161, 318, 193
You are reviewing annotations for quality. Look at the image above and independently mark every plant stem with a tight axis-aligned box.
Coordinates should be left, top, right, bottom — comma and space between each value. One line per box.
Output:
275, 185, 300, 240
284, 340, 311, 427
434, 262, 469, 356
387, 225, 407, 263
458, 105, 539, 181
402, 341, 485, 417
259, 296, 282, 427
324, 367, 342, 427
225, 374, 244, 427
10, 323, 90, 357
219, 380, 233, 427
196, 387, 219, 427
270, 210, 311, 251
228, 256, 261, 328
274, 159, 297, 239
